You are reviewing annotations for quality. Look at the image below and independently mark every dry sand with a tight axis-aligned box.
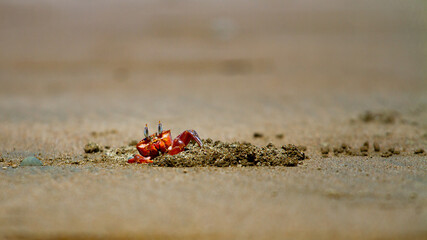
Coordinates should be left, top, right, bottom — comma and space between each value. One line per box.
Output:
0, 0, 426, 239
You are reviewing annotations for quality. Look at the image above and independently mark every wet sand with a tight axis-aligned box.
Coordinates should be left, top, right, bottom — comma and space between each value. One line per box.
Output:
0, 0, 426, 239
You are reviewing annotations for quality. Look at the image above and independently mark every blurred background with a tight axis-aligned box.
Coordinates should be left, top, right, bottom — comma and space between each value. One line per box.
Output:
0, 0, 425, 154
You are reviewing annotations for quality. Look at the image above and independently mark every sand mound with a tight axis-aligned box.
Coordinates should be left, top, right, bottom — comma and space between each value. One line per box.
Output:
154, 139, 306, 167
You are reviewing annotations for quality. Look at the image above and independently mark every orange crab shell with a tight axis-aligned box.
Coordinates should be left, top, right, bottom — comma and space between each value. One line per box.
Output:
136, 130, 172, 158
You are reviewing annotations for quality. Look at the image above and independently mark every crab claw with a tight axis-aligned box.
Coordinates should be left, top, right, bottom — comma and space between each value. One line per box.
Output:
128, 154, 153, 164
169, 130, 203, 155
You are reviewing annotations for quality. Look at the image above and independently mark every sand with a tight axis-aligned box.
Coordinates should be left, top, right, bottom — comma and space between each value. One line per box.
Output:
0, 0, 426, 239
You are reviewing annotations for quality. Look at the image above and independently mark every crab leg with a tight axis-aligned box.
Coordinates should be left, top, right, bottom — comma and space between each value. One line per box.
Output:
127, 154, 153, 164
168, 130, 203, 155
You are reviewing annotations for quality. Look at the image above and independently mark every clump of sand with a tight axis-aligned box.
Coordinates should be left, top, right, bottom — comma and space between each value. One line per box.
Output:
154, 139, 306, 167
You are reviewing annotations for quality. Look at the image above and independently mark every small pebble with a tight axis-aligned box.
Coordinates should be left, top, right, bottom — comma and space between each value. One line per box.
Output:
414, 148, 424, 154
373, 142, 380, 152
20, 156, 43, 166
84, 142, 100, 153
388, 147, 400, 155
360, 145, 369, 153
320, 146, 329, 155
2, 167, 7, 170
253, 132, 263, 138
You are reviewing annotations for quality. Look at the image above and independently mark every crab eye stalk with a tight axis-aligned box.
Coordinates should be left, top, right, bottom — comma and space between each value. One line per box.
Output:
144, 124, 149, 139
157, 121, 163, 136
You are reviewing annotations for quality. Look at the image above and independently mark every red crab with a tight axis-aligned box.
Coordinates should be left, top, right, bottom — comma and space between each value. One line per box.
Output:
128, 122, 203, 164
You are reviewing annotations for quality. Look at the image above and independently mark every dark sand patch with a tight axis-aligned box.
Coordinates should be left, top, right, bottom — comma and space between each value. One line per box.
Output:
358, 110, 400, 124
320, 140, 426, 158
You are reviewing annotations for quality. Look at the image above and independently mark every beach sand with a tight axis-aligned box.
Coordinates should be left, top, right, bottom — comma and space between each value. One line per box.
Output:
0, 0, 426, 239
